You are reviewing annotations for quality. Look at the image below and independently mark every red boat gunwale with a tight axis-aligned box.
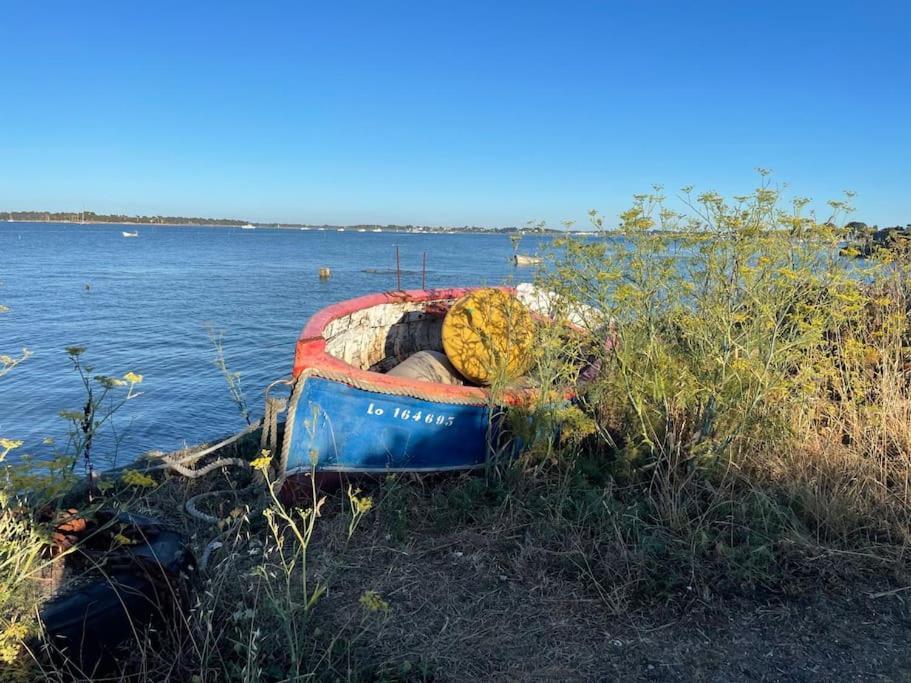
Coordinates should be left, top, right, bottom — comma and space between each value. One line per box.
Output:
293, 287, 520, 404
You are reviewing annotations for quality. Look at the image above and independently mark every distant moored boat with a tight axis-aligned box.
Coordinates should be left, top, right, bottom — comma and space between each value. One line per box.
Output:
513, 254, 542, 266
241, 224, 256, 230
122, 230, 139, 238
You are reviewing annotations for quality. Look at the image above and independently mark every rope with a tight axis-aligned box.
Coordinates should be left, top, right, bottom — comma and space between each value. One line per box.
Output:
259, 392, 288, 471
163, 456, 252, 479
149, 421, 262, 472
278, 371, 311, 485
303, 365, 490, 406
199, 540, 223, 572
185, 490, 224, 524
156, 379, 293, 575
158, 378, 290, 469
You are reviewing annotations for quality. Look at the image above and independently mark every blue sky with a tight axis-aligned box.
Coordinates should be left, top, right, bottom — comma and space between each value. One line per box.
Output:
0, 1, 908, 227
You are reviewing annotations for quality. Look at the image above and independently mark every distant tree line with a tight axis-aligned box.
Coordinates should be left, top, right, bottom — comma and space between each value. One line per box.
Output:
1, 211, 563, 233
841, 220, 911, 258
845, 221, 911, 239
2, 210, 251, 226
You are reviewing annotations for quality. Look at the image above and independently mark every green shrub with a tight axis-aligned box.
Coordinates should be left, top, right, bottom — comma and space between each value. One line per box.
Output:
523, 176, 911, 593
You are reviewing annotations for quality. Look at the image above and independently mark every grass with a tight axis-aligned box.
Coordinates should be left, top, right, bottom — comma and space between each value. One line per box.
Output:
2, 178, 911, 679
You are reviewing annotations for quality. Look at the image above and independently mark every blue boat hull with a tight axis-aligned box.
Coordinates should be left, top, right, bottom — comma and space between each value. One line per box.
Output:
284, 377, 496, 473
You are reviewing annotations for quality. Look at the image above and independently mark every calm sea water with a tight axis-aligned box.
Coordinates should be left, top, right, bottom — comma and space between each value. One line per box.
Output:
0, 223, 550, 469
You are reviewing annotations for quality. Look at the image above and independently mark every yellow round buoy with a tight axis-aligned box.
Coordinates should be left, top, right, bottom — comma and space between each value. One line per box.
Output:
442, 288, 535, 385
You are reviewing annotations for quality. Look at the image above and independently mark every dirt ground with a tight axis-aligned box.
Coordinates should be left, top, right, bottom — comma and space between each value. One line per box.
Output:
312, 523, 911, 681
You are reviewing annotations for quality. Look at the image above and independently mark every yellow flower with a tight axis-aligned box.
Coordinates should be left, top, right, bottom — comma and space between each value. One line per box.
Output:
250, 451, 273, 471
0, 621, 30, 664
776, 267, 798, 281
112, 532, 135, 546
123, 371, 143, 384
121, 469, 156, 488
2, 622, 28, 641
0, 438, 23, 452
359, 590, 389, 612
96, 375, 127, 389
730, 357, 752, 373
353, 495, 373, 514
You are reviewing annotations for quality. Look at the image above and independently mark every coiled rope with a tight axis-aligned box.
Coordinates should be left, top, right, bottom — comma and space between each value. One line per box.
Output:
158, 379, 292, 570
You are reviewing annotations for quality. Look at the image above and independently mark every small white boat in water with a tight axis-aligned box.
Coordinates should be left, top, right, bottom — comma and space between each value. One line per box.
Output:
241, 224, 256, 230
513, 254, 542, 266
122, 230, 139, 238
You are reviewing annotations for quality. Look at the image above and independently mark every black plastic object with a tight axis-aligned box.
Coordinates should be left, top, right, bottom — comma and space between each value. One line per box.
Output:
36, 512, 195, 675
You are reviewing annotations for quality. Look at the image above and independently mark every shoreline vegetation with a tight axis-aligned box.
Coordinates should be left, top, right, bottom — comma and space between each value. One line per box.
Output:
3, 180, 911, 680
6, 211, 909, 246
1, 210, 564, 234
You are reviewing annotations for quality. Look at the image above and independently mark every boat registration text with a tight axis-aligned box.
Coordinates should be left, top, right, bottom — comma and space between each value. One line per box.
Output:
366, 402, 456, 426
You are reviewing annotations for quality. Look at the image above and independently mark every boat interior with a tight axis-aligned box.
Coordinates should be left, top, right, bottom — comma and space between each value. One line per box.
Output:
322, 299, 450, 374
315, 285, 578, 387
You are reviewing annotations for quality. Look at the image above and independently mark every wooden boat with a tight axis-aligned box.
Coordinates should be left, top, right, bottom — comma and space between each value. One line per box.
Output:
121, 230, 139, 238
513, 254, 542, 266
280, 288, 537, 475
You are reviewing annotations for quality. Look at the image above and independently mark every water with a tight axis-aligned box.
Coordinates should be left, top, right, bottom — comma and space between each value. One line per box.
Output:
0, 223, 550, 468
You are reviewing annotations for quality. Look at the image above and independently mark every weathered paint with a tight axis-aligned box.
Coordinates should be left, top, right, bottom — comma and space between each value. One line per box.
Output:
285, 377, 494, 473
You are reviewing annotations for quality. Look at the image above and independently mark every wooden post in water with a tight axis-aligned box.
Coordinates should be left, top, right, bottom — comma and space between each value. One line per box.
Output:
319, 267, 331, 279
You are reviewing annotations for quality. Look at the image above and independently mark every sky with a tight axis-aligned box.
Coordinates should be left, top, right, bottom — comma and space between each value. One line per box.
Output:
0, 1, 908, 228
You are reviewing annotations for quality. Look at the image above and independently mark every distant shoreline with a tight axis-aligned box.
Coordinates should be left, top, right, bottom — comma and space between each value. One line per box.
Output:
2, 218, 572, 235
7, 219, 244, 228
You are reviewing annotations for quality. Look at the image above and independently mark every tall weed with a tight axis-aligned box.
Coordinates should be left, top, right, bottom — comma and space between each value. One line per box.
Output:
527, 177, 911, 594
